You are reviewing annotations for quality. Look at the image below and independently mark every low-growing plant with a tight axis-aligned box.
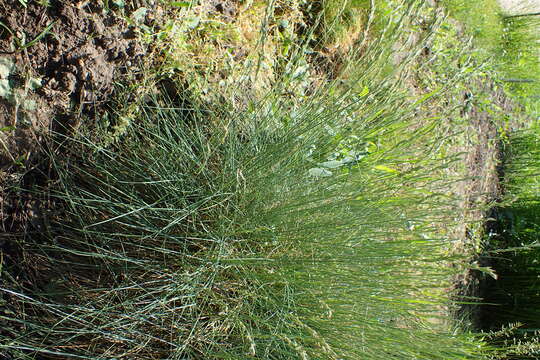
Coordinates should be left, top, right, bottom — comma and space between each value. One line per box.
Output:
2, 0, 534, 359
0, 35, 491, 360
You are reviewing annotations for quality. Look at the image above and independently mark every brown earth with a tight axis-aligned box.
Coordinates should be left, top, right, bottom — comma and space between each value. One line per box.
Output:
0, 0, 246, 287
0, 0, 153, 167
0, 0, 245, 168
0, 0, 162, 283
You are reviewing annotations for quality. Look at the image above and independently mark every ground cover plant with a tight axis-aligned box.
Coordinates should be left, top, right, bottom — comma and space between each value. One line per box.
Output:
1, 82, 485, 359
440, 0, 540, 103
475, 123, 540, 359
0, 0, 539, 359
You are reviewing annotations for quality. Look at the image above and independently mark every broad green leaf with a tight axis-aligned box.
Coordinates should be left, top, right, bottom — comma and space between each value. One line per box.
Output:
319, 160, 342, 169
308, 168, 332, 177
0, 79, 11, 98
0, 57, 15, 79
132, 7, 148, 24
0, 126, 16, 132
185, 16, 200, 29
27, 77, 42, 90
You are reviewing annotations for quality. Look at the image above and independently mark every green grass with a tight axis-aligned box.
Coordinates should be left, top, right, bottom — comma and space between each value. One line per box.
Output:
316, 0, 370, 47
477, 123, 540, 359
441, 0, 505, 51
504, 122, 540, 203
435, 2, 540, 357
0, 3, 492, 356
1, 0, 538, 359
497, 14, 540, 97
440, 0, 540, 101
1, 70, 484, 359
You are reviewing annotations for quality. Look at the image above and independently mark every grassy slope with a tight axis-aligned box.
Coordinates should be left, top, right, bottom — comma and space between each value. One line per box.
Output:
441, 0, 540, 108
479, 123, 540, 357
0, 0, 538, 359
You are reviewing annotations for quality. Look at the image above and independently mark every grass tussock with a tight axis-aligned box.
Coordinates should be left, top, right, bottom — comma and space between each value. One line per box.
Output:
0, 0, 538, 359
1, 26, 489, 358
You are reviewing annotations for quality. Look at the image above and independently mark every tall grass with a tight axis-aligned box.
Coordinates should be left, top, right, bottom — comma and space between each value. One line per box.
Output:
2, 80, 486, 360
496, 10, 540, 97
317, 0, 370, 46
477, 124, 540, 359
437, 2, 540, 355
504, 122, 540, 204
440, 0, 540, 101
439, 0, 505, 51
0, 1, 499, 359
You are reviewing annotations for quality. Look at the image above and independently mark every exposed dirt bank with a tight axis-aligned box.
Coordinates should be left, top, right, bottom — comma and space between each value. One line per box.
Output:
0, 1, 152, 166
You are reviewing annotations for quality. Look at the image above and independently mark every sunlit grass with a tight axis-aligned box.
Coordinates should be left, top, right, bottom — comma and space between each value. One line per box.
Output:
440, 0, 505, 51
440, 0, 540, 100
1, 82, 487, 359
0, 2, 490, 355
1, 0, 537, 359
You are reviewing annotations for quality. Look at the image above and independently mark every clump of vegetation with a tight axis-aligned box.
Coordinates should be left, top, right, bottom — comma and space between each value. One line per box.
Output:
440, 0, 540, 101
0, 2, 492, 358
477, 123, 540, 359
0, 53, 484, 360
1, 0, 539, 359
316, 0, 370, 50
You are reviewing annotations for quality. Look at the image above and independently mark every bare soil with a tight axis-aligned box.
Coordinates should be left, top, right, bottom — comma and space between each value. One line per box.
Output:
0, 1, 151, 165
0, 0, 245, 291
0, 1, 159, 301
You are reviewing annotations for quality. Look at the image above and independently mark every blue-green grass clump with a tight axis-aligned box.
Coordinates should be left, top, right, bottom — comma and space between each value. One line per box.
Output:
0, 1, 503, 358
0, 80, 491, 359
